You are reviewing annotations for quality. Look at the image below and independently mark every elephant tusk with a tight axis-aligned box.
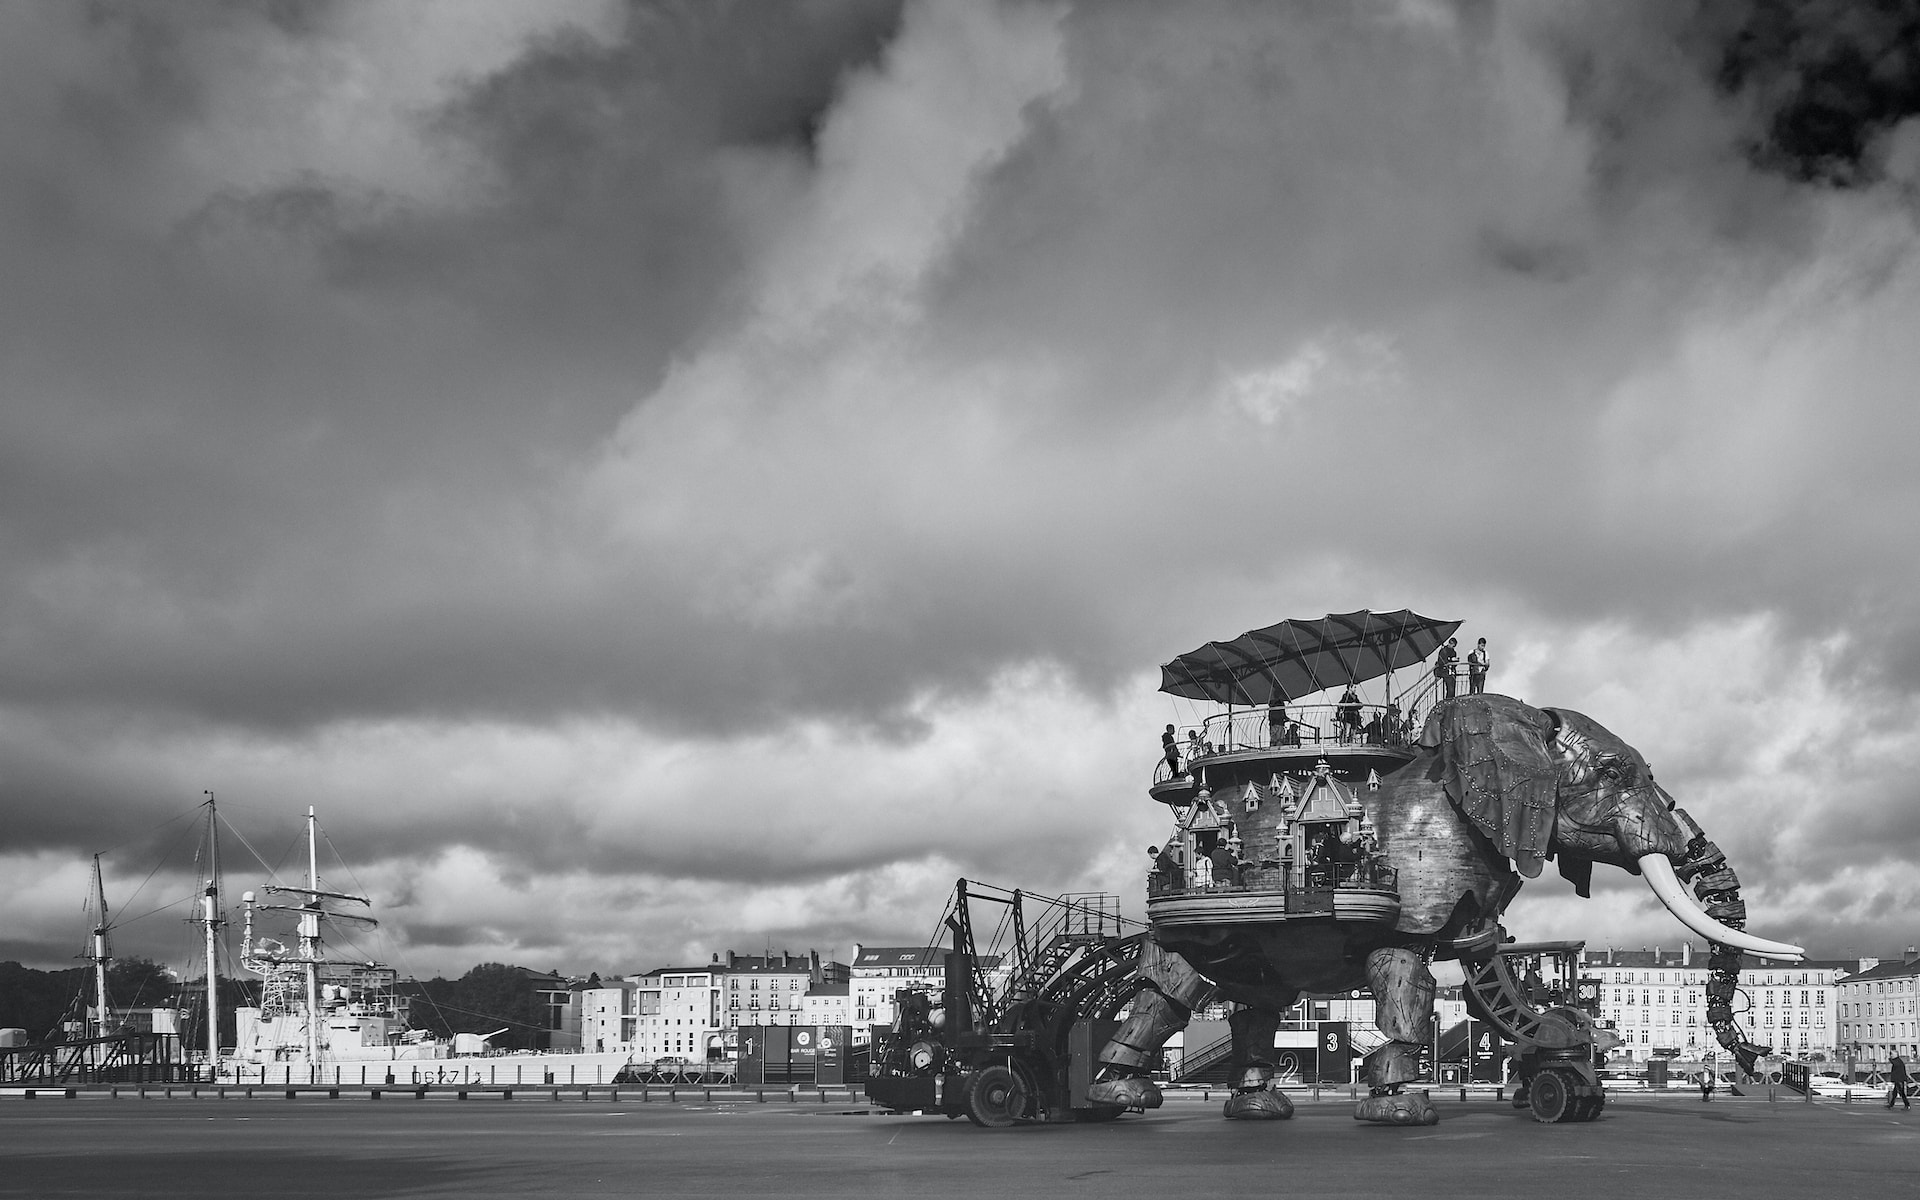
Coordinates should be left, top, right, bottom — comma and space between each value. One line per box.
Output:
1638, 855, 1805, 962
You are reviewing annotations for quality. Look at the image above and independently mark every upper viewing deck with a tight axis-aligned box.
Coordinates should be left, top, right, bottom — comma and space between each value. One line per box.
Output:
1146, 610, 1486, 804
1150, 669, 1480, 803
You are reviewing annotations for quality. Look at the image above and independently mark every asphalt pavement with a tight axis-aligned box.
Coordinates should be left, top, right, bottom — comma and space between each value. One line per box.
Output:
2, 1090, 1914, 1199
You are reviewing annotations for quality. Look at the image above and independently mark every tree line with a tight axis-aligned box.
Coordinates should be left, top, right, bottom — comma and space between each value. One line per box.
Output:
1, 960, 571, 1051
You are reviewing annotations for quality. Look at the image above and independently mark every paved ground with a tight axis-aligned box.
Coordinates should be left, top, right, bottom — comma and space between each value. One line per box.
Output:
2, 1091, 1915, 1199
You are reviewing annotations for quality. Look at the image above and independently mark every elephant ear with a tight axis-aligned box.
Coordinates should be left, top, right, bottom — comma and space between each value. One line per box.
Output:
1418, 695, 1558, 880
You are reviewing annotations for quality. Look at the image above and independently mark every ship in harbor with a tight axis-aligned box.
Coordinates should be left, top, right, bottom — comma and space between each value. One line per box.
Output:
220, 807, 634, 1087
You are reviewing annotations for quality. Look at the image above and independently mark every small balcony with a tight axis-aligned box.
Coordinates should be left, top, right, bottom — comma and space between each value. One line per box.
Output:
1147, 860, 1397, 900
1146, 861, 1401, 928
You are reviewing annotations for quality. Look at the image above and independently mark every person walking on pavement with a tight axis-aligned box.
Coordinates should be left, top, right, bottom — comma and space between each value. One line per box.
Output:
1890, 1054, 1912, 1109
1699, 1070, 1715, 1102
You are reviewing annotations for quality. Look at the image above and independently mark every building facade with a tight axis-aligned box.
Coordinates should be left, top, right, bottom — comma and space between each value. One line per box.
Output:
851, 945, 947, 1036
1580, 945, 1849, 1063
1836, 951, 1920, 1063
579, 980, 633, 1053
802, 982, 851, 1028
718, 951, 845, 1030
630, 966, 723, 1063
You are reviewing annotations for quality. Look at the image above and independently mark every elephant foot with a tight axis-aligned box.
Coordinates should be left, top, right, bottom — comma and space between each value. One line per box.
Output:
1085, 1076, 1163, 1110
1223, 1088, 1294, 1120
1353, 1089, 1439, 1126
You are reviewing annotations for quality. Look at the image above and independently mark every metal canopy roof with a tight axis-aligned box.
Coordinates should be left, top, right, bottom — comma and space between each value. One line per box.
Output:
1158, 608, 1462, 705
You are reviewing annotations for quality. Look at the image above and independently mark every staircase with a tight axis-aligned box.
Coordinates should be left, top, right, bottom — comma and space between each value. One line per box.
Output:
1000, 892, 1124, 1004
1172, 1033, 1234, 1085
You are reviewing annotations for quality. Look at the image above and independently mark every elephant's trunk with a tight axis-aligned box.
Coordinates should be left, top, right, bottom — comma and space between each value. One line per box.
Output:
1635, 808, 1804, 1073
1637, 855, 1803, 961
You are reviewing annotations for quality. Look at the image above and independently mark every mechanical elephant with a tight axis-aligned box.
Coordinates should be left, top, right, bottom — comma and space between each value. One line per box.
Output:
1088, 693, 1802, 1124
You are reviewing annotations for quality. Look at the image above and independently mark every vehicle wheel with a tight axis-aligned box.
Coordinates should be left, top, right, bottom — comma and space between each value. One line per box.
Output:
964, 1065, 1029, 1128
1510, 1082, 1530, 1109
1528, 1069, 1572, 1124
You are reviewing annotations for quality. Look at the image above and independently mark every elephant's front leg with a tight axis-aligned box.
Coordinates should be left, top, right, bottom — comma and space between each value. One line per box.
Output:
1222, 1004, 1295, 1120
1085, 938, 1213, 1110
1354, 946, 1440, 1126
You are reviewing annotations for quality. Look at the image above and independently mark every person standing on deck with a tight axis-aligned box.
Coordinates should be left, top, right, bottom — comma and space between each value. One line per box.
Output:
1467, 638, 1489, 695
1435, 637, 1459, 700
1268, 698, 1290, 748
1163, 724, 1183, 777
1336, 685, 1363, 743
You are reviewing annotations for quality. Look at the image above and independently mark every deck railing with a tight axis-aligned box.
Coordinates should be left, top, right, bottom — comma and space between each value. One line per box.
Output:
1147, 861, 1397, 899
1152, 675, 1507, 783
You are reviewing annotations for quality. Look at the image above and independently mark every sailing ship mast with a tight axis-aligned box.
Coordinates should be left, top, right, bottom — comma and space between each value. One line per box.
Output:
304, 806, 320, 1061
88, 854, 112, 1039
241, 806, 375, 1065
197, 792, 223, 1071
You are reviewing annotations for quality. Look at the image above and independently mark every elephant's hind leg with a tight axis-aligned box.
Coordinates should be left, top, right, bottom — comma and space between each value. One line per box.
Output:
1086, 939, 1213, 1110
1222, 1005, 1295, 1120
1354, 946, 1439, 1126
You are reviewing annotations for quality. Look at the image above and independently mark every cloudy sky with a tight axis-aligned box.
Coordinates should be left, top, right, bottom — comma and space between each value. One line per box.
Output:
5, 0, 1920, 984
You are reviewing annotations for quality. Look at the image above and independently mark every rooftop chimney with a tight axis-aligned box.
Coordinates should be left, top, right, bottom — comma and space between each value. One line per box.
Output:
725, 950, 736, 968
1683, 941, 1692, 967
1906, 946, 1918, 965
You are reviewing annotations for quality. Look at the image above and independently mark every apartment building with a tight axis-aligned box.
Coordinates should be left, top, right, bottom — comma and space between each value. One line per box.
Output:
631, 965, 723, 1062
579, 979, 635, 1053
718, 950, 847, 1030
1580, 945, 1849, 1062
850, 945, 947, 1034
1836, 949, 1920, 1061
802, 982, 851, 1028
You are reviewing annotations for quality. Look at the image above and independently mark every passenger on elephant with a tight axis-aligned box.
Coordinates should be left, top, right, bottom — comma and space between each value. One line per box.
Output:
1210, 842, 1240, 888
1467, 637, 1489, 694
1336, 686, 1363, 742
1268, 698, 1290, 747
1149, 844, 1184, 893
1162, 724, 1183, 777
1305, 831, 1333, 887
1435, 637, 1459, 699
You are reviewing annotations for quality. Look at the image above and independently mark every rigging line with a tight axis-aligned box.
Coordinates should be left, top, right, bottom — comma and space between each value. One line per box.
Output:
216, 810, 287, 881
398, 998, 554, 1034
103, 816, 206, 931
86, 804, 202, 864
317, 826, 377, 904
399, 973, 460, 1036
114, 894, 196, 927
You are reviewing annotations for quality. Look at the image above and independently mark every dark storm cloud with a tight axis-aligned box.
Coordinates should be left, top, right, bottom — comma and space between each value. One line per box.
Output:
1705, 0, 1920, 185
0, 0, 905, 733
